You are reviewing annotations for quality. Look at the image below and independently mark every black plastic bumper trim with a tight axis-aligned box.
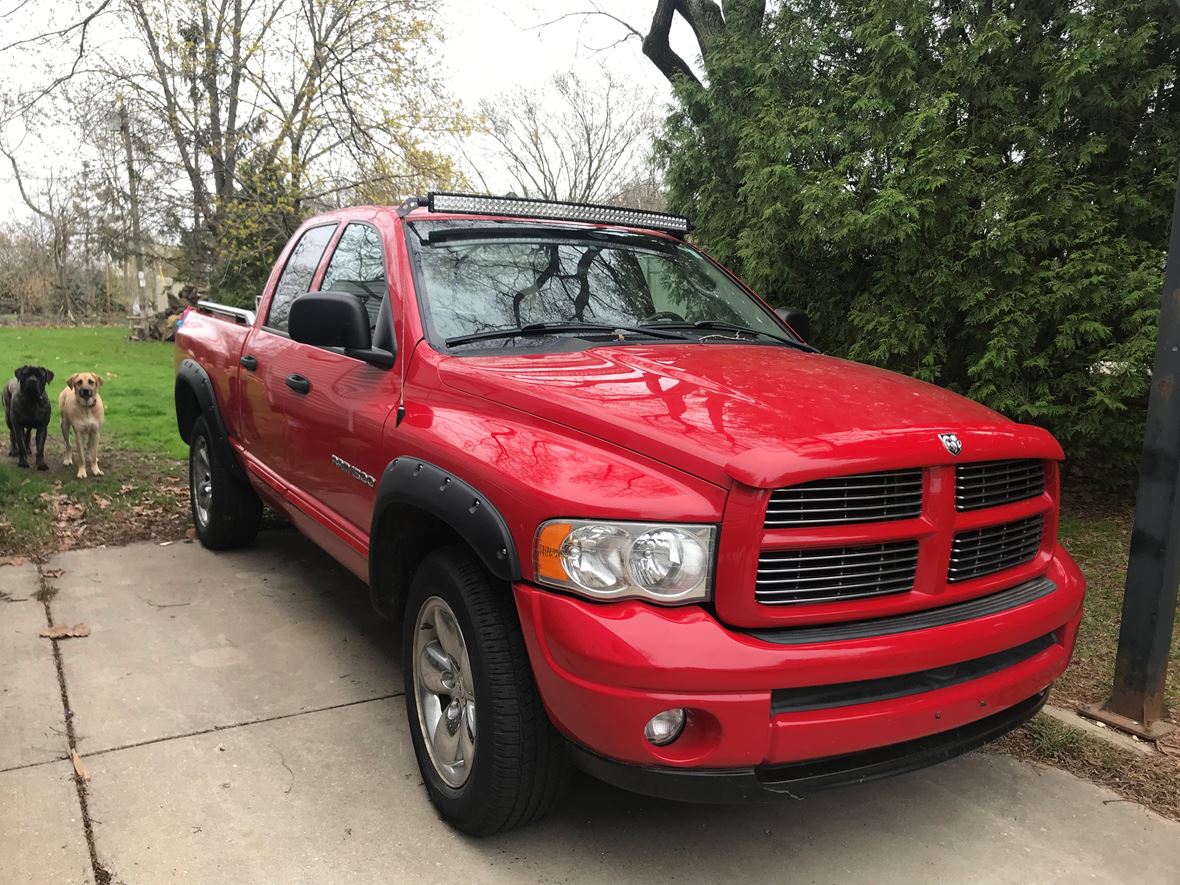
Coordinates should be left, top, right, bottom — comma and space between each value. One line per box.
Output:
746, 577, 1056, 645
565, 689, 1048, 804
770, 633, 1056, 714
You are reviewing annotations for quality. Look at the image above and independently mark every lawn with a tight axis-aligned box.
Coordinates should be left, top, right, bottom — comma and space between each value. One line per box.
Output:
0, 325, 188, 556
0, 325, 184, 458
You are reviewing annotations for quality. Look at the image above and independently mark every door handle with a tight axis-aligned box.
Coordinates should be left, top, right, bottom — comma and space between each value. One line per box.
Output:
285, 374, 311, 394
240, 354, 258, 371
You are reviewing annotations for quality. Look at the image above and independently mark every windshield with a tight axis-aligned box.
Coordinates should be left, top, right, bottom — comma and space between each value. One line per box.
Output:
406, 221, 789, 350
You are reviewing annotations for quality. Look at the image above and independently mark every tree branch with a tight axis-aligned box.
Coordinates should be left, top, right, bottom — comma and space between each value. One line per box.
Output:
2, 148, 53, 222
642, 0, 702, 88
0, 0, 113, 53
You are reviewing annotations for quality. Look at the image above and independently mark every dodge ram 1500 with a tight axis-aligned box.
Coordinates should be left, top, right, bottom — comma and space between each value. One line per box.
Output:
175, 192, 1085, 835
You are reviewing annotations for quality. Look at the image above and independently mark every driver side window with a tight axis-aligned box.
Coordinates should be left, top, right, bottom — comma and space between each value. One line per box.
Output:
266, 223, 337, 333
319, 223, 389, 333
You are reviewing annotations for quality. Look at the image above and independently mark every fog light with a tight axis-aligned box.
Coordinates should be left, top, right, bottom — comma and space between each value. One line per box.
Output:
644, 708, 686, 746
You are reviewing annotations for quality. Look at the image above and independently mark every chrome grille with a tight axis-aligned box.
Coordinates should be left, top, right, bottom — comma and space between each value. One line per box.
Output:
755, 540, 919, 605
955, 460, 1045, 512
765, 470, 923, 528
948, 515, 1044, 582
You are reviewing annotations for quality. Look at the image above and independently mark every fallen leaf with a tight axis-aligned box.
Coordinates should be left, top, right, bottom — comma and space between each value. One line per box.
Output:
58, 504, 85, 521
117, 484, 134, 495
94, 496, 111, 510
159, 541, 173, 547
185, 527, 196, 540
42, 568, 64, 579
40, 623, 91, 640
0, 556, 28, 568
71, 750, 91, 782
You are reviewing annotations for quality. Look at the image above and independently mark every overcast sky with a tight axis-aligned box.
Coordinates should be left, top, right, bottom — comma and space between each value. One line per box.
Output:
0, 0, 698, 222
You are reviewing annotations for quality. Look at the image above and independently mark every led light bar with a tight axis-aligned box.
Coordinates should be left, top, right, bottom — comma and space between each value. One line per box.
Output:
423, 192, 692, 235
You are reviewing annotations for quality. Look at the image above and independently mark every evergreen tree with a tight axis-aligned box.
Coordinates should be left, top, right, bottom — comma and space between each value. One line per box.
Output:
659, 0, 1180, 477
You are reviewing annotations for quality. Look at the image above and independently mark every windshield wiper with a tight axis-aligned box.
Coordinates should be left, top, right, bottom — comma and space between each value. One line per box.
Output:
641, 320, 818, 353
445, 321, 689, 348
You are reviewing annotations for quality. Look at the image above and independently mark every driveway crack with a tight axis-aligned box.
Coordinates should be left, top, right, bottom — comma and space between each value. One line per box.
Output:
38, 563, 114, 885
77, 692, 405, 761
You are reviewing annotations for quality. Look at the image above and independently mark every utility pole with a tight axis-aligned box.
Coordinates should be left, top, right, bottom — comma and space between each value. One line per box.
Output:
1080, 165, 1180, 740
118, 98, 145, 316
1078, 0, 1180, 742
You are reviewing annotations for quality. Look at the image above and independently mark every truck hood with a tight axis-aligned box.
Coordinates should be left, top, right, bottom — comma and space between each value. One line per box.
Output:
438, 344, 1063, 489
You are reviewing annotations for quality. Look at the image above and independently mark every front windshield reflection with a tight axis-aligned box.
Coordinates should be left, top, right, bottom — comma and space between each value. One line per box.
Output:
408, 223, 784, 347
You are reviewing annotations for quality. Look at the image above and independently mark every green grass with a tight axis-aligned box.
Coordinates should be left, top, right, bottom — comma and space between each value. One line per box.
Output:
0, 325, 184, 459
0, 325, 187, 555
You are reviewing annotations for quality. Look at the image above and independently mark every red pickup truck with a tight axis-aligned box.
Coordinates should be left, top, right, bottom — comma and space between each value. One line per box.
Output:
175, 193, 1085, 835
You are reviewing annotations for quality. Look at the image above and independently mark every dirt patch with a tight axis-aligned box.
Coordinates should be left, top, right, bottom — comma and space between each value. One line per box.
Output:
0, 448, 190, 557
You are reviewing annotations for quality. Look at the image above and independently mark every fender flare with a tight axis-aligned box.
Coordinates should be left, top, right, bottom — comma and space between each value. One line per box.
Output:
175, 358, 247, 483
368, 458, 521, 613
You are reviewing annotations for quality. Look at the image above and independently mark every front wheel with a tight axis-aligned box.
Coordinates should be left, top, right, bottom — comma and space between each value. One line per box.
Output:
403, 545, 569, 835
188, 415, 262, 549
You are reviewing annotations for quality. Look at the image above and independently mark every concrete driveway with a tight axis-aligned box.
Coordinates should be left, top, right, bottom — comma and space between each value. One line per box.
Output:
2, 531, 1179, 885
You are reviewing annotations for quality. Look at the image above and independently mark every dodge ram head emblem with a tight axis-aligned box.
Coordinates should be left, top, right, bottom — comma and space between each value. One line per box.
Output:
938, 433, 963, 456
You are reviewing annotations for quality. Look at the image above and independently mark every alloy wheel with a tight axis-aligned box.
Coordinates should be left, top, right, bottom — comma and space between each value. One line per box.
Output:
412, 596, 476, 788
192, 437, 213, 528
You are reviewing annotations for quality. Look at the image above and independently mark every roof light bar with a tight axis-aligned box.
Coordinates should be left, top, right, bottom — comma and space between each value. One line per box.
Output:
423, 192, 692, 235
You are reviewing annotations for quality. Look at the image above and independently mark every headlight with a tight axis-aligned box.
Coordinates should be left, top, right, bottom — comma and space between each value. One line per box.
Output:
534, 520, 715, 604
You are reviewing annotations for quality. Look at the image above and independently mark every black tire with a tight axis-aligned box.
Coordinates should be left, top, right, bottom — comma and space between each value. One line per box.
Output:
188, 415, 262, 550
403, 545, 569, 835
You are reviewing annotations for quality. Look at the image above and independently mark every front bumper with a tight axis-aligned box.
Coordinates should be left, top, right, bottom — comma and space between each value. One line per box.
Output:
513, 545, 1083, 788
566, 689, 1049, 803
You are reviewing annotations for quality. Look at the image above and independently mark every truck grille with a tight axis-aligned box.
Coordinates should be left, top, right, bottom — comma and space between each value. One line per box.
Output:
764, 470, 923, 528
947, 515, 1044, 582
955, 460, 1045, 512
755, 540, 919, 605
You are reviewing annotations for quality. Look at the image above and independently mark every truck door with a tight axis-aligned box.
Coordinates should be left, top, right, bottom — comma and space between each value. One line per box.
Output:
237, 222, 339, 487
274, 221, 401, 547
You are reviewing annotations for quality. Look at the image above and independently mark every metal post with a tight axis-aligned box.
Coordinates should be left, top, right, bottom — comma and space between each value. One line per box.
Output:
1079, 164, 1180, 740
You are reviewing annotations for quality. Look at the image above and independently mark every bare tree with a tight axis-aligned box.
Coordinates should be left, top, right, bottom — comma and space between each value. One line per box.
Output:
103, 0, 466, 233
0, 222, 57, 317
475, 68, 660, 204
538, 0, 767, 90
0, 149, 81, 320
2, 0, 469, 284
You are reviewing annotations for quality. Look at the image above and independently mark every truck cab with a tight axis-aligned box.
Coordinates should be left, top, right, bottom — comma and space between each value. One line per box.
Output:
175, 193, 1085, 835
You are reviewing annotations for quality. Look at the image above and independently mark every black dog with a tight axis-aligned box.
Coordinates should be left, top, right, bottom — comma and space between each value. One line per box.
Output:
3, 366, 54, 470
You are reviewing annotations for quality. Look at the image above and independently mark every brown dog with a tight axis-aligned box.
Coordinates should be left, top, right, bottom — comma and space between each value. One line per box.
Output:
59, 373, 105, 479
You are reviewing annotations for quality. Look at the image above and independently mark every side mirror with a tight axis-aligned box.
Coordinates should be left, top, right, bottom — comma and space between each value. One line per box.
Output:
290, 291, 372, 350
775, 306, 810, 341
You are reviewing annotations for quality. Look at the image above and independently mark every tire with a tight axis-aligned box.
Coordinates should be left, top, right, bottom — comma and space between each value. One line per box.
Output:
403, 544, 569, 835
188, 415, 262, 550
